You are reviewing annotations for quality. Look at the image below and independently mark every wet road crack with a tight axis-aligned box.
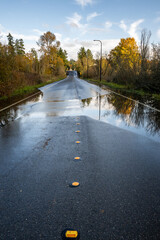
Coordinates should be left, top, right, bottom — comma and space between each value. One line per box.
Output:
43, 138, 51, 149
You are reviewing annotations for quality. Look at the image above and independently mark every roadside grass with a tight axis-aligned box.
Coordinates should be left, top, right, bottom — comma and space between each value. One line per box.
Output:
85, 78, 160, 100
152, 94, 160, 100
0, 76, 65, 102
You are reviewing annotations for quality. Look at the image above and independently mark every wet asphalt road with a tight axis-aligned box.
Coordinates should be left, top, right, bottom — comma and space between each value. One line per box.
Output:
0, 75, 160, 240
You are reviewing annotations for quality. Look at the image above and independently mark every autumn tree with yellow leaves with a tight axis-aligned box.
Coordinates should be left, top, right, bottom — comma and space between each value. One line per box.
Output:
0, 31, 68, 99
108, 38, 140, 85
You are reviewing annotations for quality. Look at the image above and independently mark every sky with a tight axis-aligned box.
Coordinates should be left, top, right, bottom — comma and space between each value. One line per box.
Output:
0, 0, 160, 59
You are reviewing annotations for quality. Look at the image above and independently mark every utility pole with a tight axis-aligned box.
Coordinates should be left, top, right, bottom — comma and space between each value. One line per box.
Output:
87, 51, 88, 78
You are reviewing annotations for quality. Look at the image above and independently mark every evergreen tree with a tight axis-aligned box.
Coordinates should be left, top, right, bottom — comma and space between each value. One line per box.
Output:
15, 39, 25, 55
78, 47, 86, 60
7, 33, 15, 55
58, 48, 68, 68
86, 49, 93, 60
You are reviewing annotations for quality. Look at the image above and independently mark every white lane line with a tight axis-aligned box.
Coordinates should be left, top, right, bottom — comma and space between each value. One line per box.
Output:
0, 92, 40, 112
105, 88, 160, 113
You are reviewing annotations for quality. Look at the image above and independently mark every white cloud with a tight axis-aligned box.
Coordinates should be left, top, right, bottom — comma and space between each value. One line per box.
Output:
155, 17, 160, 23
66, 12, 88, 35
75, 0, 93, 7
105, 21, 112, 29
66, 12, 83, 28
55, 32, 62, 41
88, 21, 112, 33
12, 33, 39, 41
119, 20, 127, 32
61, 38, 120, 60
93, 39, 119, 55
1, 30, 39, 42
0, 24, 4, 32
42, 23, 49, 29
87, 12, 101, 22
89, 27, 105, 32
33, 29, 44, 35
128, 19, 144, 41
33, 29, 62, 41
157, 29, 160, 39
0, 24, 62, 53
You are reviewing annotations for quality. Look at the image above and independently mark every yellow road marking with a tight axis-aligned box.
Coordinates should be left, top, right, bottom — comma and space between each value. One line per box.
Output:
65, 230, 78, 238
72, 182, 80, 187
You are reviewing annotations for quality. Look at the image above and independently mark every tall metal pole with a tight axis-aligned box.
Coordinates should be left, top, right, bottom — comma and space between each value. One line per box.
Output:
94, 40, 102, 82
87, 52, 88, 78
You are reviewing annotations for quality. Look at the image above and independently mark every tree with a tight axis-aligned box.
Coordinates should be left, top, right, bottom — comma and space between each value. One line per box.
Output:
140, 29, 151, 72
37, 31, 61, 75
76, 47, 94, 77
77, 47, 87, 76
31, 48, 38, 59
57, 47, 69, 68
37, 31, 60, 54
15, 39, 25, 55
109, 38, 139, 69
7, 33, 14, 48
78, 47, 86, 60
86, 49, 93, 60
86, 49, 93, 78
7, 33, 15, 55
108, 38, 140, 84
25, 48, 39, 73
69, 59, 76, 70
150, 43, 160, 91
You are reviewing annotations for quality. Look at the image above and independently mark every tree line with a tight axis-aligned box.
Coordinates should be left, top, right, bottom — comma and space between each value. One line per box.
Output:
0, 31, 69, 98
73, 30, 160, 94
0, 29, 160, 99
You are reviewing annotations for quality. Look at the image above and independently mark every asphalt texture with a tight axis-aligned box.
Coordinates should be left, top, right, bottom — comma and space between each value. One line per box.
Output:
0, 75, 160, 240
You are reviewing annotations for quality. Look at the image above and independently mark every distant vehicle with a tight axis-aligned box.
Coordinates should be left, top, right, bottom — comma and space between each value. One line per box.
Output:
66, 70, 78, 77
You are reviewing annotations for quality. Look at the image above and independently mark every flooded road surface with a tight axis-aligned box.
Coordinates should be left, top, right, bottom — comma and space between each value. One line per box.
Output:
1, 76, 160, 142
0, 76, 160, 240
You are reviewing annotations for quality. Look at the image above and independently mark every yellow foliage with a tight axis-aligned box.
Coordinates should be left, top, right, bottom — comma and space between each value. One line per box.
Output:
109, 38, 140, 70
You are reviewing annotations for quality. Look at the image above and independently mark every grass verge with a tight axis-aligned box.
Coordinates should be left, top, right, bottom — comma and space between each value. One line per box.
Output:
0, 76, 65, 110
0, 76, 64, 101
85, 78, 160, 100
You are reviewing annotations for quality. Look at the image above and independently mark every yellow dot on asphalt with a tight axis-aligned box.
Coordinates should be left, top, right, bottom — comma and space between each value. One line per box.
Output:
75, 130, 80, 133
65, 230, 78, 238
76, 123, 80, 125
74, 157, 80, 160
72, 182, 80, 187
76, 141, 80, 144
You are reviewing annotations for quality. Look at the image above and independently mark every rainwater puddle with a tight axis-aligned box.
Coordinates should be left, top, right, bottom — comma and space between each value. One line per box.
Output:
0, 88, 160, 143
80, 93, 160, 143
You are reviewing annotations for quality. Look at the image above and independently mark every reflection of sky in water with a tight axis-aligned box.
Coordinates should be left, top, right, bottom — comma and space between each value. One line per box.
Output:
0, 91, 160, 143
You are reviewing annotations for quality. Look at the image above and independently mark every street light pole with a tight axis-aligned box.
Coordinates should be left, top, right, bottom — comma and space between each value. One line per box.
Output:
94, 40, 102, 82
87, 51, 88, 78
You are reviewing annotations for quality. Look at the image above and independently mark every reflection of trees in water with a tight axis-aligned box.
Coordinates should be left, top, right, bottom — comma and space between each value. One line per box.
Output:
0, 107, 19, 127
80, 93, 160, 136
106, 93, 160, 136
0, 93, 43, 128
146, 109, 160, 135
81, 98, 92, 107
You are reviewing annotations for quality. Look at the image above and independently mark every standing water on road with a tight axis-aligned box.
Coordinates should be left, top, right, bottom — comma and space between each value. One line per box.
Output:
0, 78, 160, 143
